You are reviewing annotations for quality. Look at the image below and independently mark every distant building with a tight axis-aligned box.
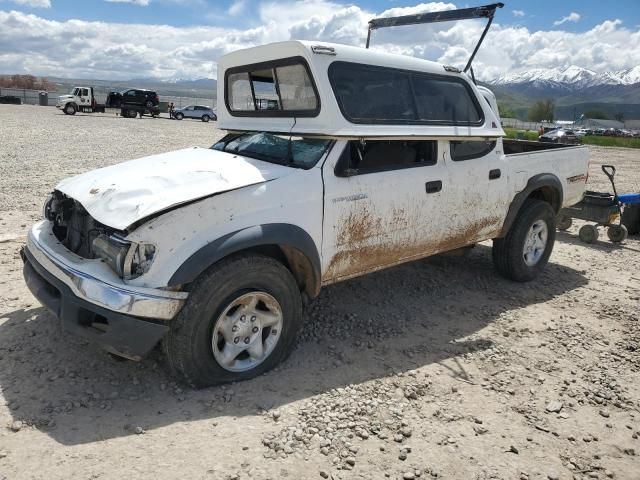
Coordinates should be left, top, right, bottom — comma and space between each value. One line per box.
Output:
579, 118, 625, 129
624, 119, 640, 130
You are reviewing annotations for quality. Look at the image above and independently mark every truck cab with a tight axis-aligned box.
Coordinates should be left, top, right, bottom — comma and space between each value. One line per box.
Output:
23, 9, 589, 387
56, 86, 97, 115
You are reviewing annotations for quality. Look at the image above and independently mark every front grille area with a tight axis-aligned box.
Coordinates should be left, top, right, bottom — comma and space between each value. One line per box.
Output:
46, 191, 116, 258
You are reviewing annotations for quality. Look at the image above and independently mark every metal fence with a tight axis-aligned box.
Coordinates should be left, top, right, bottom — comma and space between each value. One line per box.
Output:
500, 118, 556, 131
0, 87, 216, 109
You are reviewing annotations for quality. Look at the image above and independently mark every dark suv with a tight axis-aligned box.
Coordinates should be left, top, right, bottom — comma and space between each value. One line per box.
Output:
121, 88, 159, 108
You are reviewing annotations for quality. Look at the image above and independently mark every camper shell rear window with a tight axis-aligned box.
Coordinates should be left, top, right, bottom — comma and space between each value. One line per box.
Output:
328, 61, 484, 126
225, 56, 320, 117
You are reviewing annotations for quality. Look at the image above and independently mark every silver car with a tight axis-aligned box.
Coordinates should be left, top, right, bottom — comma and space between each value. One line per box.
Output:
173, 105, 217, 122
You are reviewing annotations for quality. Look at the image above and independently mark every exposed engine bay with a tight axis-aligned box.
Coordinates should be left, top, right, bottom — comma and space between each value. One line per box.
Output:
44, 191, 156, 279
44, 190, 116, 258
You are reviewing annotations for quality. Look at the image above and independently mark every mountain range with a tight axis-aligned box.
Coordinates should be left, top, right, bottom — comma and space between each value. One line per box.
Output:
487, 65, 640, 89
482, 65, 640, 120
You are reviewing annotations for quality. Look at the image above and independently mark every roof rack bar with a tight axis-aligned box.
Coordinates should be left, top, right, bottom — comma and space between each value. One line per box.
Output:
365, 3, 504, 72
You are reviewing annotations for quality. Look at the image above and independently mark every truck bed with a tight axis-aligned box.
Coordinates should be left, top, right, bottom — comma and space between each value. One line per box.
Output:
503, 139, 579, 155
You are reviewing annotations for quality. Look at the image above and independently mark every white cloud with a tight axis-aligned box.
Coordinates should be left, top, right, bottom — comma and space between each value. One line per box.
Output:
104, 0, 151, 6
512, 10, 524, 18
0, 3, 638, 82
10, 0, 50, 7
554, 12, 581, 26
227, 0, 246, 16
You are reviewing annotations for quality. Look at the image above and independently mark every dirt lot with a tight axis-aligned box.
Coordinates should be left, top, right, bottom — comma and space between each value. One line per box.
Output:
0, 104, 639, 480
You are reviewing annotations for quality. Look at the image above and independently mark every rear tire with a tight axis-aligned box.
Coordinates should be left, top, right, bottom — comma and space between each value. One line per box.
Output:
492, 199, 556, 282
163, 254, 303, 388
579, 224, 599, 243
556, 213, 572, 231
607, 225, 628, 243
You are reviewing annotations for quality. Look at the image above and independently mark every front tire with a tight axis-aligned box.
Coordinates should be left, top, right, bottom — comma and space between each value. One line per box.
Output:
64, 104, 76, 115
492, 199, 556, 282
175, 112, 184, 120
163, 254, 303, 387
202, 115, 210, 122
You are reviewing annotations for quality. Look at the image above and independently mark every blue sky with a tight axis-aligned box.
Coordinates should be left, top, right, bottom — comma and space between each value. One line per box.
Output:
1, 0, 639, 80
7, 0, 640, 31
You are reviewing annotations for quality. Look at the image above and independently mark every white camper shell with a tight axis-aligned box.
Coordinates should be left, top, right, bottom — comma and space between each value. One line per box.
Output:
216, 40, 505, 139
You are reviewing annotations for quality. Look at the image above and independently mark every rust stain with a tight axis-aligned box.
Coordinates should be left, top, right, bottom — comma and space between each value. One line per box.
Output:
323, 214, 502, 284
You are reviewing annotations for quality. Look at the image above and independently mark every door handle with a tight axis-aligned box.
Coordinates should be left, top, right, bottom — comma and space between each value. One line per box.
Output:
425, 180, 442, 194
489, 169, 501, 180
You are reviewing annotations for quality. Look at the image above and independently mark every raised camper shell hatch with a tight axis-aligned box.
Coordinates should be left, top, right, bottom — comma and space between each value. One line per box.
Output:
216, 40, 504, 139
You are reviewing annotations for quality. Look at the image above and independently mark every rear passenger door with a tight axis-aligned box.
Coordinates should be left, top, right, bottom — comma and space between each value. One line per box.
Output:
443, 140, 511, 242
321, 139, 449, 283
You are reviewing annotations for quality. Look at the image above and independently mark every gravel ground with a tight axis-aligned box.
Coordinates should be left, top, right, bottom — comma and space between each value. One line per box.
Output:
0, 104, 639, 480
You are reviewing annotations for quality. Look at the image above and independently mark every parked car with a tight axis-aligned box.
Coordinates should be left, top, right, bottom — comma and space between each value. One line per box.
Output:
121, 88, 160, 109
173, 105, 216, 122
539, 128, 581, 144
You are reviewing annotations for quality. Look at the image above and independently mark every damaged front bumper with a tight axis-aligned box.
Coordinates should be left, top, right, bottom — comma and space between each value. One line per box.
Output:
21, 222, 188, 360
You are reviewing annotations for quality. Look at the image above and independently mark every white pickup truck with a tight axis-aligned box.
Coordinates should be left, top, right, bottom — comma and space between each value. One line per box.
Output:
22, 8, 589, 387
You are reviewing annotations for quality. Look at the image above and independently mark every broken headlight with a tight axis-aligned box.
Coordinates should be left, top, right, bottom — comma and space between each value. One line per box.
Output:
92, 235, 156, 280
43, 194, 54, 220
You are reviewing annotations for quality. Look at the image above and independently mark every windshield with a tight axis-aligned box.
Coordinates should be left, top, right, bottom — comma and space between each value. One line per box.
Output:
212, 132, 331, 169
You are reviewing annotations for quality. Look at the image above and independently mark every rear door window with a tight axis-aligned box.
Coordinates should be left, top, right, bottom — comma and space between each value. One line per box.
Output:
450, 141, 496, 161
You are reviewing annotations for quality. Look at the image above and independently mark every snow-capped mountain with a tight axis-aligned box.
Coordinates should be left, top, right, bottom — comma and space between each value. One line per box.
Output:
488, 65, 640, 88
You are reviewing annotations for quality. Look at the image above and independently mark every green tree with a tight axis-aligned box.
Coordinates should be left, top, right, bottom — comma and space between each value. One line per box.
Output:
498, 104, 516, 119
527, 99, 555, 122
613, 112, 624, 122
584, 110, 608, 119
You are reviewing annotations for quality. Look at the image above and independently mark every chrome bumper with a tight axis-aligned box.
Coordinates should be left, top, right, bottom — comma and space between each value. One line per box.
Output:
26, 226, 187, 320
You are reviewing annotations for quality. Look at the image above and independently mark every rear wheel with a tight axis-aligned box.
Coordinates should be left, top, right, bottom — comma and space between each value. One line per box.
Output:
556, 213, 572, 231
578, 224, 599, 243
492, 199, 556, 282
607, 225, 628, 243
202, 115, 210, 122
163, 254, 303, 387
64, 104, 76, 115
145, 100, 154, 108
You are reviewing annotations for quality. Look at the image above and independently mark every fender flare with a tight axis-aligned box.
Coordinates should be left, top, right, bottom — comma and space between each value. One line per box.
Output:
168, 223, 321, 296
499, 173, 563, 237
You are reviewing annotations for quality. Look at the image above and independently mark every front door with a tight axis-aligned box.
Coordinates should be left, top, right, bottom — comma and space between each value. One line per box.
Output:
321, 139, 448, 283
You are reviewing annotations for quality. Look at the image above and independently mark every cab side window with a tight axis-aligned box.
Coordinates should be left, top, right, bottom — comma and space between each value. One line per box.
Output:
449, 141, 496, 161
338, 140, 437, 175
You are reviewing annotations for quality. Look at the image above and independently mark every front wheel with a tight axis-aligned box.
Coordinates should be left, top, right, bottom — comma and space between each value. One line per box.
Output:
202, 115, 210, 122
163, 254, 303, 387
175, 112, 184, 120
492, 199, 556, 282
64, 104, 76, 115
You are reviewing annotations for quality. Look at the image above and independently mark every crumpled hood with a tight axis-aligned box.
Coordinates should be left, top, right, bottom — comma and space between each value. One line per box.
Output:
56, 147, 293, 230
